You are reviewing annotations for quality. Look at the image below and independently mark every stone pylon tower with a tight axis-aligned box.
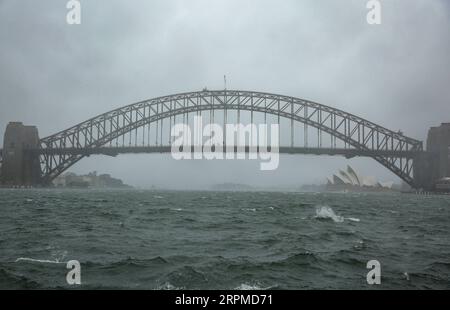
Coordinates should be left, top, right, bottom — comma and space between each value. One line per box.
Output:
414, 123, 450, 190
0, 122, 42, 187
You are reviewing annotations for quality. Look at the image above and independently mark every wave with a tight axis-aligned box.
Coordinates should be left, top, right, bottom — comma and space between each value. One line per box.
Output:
281, 252, 318, 265
346, 217, 360, 222
234, 283, 276, 290
14, 252, 169, 268
223, 252, 320, 273
314, 206, 344, 223
155, 282, 184, 290
314, 206, 360, 223
0, 268, 42, 289
74, 256, 171, 271
15, 257, 67, 264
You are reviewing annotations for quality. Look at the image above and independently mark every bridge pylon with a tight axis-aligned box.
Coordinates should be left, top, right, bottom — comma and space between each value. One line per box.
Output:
0, 122, 42, 187
414, 123, 450, 191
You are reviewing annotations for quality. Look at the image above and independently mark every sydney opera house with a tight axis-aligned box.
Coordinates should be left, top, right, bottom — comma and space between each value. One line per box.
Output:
325, 165, 397, 192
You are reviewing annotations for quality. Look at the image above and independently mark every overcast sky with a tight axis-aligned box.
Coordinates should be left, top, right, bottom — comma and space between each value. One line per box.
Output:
0, 0, 449, 189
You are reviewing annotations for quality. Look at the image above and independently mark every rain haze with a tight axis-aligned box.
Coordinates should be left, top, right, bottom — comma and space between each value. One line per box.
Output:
1, 0, 449, 189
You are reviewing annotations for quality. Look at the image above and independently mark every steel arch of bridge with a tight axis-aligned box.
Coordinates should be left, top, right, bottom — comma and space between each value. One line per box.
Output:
39, 90, 423, 186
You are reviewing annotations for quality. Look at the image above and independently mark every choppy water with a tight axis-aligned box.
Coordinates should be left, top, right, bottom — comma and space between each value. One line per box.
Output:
0, 189, 449, 289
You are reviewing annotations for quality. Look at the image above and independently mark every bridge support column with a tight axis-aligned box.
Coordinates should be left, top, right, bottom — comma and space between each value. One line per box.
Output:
0, 122, 42, 187
413, 152, 437, 190
414, 123, 450, 190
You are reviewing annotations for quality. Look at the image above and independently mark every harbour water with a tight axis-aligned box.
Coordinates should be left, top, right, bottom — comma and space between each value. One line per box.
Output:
0, 189, 449, 289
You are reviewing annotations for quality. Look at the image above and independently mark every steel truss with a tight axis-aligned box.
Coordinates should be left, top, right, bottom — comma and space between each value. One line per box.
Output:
39, 90, 423, 185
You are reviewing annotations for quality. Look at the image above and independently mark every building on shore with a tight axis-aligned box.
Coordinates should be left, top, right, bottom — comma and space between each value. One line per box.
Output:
53, 171, 131, 189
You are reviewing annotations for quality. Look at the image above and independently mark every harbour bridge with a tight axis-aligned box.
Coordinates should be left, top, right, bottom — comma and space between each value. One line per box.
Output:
0, 90, 447, 190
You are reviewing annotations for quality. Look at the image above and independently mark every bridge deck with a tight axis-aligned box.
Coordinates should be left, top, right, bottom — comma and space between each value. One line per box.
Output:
27, 146, 421, 158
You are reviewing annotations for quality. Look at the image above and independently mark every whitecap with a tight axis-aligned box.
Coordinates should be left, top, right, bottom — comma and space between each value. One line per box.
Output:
353, 240, 364, 249
234, 283, 275, 290
155, 282, 183, 290
15, 257, 66, 264
235, 283, 263, 290
314, 206, 344, 223
154, 195, 164, 199
345, 217, 361, 222
242, 208, 256, 212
